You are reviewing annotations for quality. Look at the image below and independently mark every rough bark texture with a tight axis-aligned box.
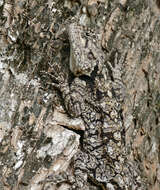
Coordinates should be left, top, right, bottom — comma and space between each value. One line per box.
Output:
0, 0, 160, 190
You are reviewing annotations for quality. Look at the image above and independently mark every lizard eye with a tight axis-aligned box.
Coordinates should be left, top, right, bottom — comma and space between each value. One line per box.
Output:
88, 51, 94, 60
96, 89, 103, 100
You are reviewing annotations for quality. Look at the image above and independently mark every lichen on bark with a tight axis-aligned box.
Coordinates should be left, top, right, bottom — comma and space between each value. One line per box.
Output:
0, 0, 160, 190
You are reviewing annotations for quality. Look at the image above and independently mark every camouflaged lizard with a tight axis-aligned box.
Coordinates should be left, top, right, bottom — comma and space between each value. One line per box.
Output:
44, 22, 146, 190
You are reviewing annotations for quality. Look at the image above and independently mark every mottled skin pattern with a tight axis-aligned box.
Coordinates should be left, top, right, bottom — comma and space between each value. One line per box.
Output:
43, 22, 146, 190
47, 66, 125, 189
68, 23, 105, 77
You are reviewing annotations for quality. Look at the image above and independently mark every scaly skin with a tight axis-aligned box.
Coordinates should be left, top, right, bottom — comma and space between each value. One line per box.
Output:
42, 22, 147, 190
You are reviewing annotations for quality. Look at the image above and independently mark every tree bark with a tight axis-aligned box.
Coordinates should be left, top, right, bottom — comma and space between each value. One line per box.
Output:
0, 0, 160, 189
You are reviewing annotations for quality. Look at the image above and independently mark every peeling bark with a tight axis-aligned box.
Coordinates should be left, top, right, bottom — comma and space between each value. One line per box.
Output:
0, 0, 160, 189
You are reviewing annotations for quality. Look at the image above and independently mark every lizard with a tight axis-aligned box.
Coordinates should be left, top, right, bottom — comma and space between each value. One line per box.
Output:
41, 21, 147, 190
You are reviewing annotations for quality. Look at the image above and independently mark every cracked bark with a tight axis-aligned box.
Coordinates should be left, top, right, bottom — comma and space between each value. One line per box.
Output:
0, 0, 160, 189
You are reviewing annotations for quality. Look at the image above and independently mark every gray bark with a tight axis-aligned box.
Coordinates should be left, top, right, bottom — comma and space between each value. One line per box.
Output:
0, 0, 160, 189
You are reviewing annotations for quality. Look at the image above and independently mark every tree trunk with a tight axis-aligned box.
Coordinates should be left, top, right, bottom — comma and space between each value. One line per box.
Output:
0, 0, 160, 189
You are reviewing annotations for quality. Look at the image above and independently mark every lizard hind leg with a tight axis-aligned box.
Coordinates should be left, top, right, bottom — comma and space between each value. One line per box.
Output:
71, 150, 89, 189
